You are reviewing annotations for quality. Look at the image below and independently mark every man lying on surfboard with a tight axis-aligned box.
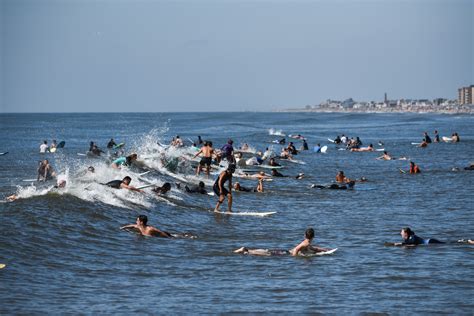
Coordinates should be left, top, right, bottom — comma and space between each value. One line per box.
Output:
234, 228, 331, 256
104, 176, 143, 192
385, 227, 443, 246
120, 215, 172, 238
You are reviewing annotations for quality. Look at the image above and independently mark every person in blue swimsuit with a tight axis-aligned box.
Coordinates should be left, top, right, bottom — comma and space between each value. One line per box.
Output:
111, 153, 138, 169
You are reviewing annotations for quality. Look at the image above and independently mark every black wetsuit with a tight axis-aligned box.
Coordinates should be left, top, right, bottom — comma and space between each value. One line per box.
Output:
213, 172, 231, 196
424, 135, 432, 143
185, 185, 207, 194
105, 180, 123, 189
402, 234, 443, 245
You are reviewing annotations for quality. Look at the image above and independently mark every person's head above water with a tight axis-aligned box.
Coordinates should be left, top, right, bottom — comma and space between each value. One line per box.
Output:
122, 176, 132, 184
228, 139, 233, 145
305, 228, 315, 240
137, 215, 148, 226
198, 181, 205, 188
401, 227, 414, 239
162, 182, 171, 191
234, 182, 241, 190
88, 166, 95, 173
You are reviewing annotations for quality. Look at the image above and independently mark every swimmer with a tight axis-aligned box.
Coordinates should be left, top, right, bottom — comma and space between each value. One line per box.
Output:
311, 181, 355, 190
302, 139, 309, 150
104, 176, 143, 192
111, 153, 138, 169
234, 228, 329, 257
120, 215, 172, 238
313, 143, 321, 153
213, 164, 236, 212
452, 132, 460, 143
194, 141, 214, 177
107, 138, 116, 149
433, 130, 440, 143
268, 158, 281, 167
389, 227, 443, 246
152, 182, 171, 195
423, 132, 432, 144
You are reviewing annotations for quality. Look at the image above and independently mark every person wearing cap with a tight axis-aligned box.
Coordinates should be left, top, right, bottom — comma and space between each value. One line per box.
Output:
213, 164, 236, 212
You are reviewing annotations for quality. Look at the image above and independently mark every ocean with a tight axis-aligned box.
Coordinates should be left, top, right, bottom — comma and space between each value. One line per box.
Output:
1, 112, 473, 313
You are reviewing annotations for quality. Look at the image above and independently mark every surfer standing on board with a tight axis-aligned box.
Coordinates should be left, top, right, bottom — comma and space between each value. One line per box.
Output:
194, 141, 214, 177
213, 164, 235, 212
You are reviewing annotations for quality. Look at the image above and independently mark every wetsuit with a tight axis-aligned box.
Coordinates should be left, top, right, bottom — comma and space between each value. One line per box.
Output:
213, 172, 231, 196
105, 180, 123, 189
185, 185, 207, 194
107, 140, 116, 149
402, 234, 443, 245
221, 144, 234, 162
424, 135, 432, 143
303, 141, 309, 150
434, 134, 440, 142
112, 157, 127, 166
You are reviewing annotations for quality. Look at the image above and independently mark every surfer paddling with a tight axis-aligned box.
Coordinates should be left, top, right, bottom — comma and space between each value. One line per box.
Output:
387, 227, 443, 246
213, 164, 236, 212
234, 228, 330, 256
121, 215, 172, 238
105, 176, 143, 192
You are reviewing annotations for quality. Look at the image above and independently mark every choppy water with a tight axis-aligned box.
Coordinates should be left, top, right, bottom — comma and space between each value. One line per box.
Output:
1, 112, 473, 314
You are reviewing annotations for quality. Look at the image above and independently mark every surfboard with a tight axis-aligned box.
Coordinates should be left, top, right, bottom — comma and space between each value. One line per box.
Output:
442, 136, 453, 142
57, 141, 66, 148
399, 168, 406, 174
0, 264, 5, 269
328, 138, 335, 143
321, 146, 328, 153
411, 142, 421, 145
22, 179, 37, 182
136, 183, 157, 190
113, 142, 125, 149
286, 159, 306, 165
77, 153, 87, 156
299, 248, 338, 257
49, 147, 57, 153
375, 148, 385, 152
213, 210, 276, 217
0, 152, 8, 156
256, 165, 283, 169
138, 171, 151, 176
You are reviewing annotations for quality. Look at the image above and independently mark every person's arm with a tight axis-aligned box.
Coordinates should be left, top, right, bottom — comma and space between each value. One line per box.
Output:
291, 240, 309, 256
120, 183, 143, 192
120, 224, 137, 230
193, 148, 203, 158
310, 245, 329, 252
149, 227, 172, 238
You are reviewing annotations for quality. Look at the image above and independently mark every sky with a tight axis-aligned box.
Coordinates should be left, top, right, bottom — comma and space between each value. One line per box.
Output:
1, 0, 472, 112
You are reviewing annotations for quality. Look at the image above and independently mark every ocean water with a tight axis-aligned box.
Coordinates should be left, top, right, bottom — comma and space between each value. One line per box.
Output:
0, 112, 473, 314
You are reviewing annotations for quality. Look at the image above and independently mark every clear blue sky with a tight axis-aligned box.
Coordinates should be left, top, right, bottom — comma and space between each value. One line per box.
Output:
1, 0, 472, 112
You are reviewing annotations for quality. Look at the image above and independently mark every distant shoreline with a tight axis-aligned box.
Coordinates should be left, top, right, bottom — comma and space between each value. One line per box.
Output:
276, 107, 474, 114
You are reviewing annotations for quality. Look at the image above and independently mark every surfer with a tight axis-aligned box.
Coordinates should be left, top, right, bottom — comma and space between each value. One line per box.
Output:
120, 215, 172, 238
287, 142, 298, 155
39, 140, 49, 153
433, 130, 440, 143
194, 141, 214, 177
423, 132, 432, 143
302, 139, 309, 150
152, 182, 171, 195
111, 153, 138, 169
213, 164, 236, 212
335, 171, 351, 183
37, 159, 56, 181
269, 158, 281, 167
419, 140, 428, 148
185, 181, 207, 194
452, 132, 460, 143
334, 135, 341, 144
409, 161, 421, 174
220, 139, 235, 163
107, 138, 116, 149
233, 182, 253, 192
313, 143, 321, 153
105, 176, 143, 192
377, 151, 393, 160
271, 169, 286, 177
389, 227, 443, 246
351, 144, 374, 152
234, 228, 330, 256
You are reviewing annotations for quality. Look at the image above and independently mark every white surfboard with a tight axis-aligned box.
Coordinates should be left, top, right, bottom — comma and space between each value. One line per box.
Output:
22, 179, 37, 182
327, 138, 335, 143
256, 165, 283, 169
136, 183, 157, 190
321, 146, 328, 153
300, 248, 338, 257
286, 159, 306, 165
442, 136, 453, 142
213, 210, 276, 217
0, 152, 9, 156
375, 148, 385, 152
77, 153, 87, 156
411, 142, 421, 145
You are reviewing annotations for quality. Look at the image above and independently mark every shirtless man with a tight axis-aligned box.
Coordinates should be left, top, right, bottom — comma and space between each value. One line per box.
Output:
350, 144, 374, 152
213, 164, 236, 212
335, 171, 351, 183
194, 141, 214, 177
377, 151, 393, 160
120, 215, 171, 238
37, 159, 56, 182
234, 228, 329, 256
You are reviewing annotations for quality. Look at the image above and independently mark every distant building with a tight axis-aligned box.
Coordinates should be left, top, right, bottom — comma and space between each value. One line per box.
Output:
458, 85, 474, 105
